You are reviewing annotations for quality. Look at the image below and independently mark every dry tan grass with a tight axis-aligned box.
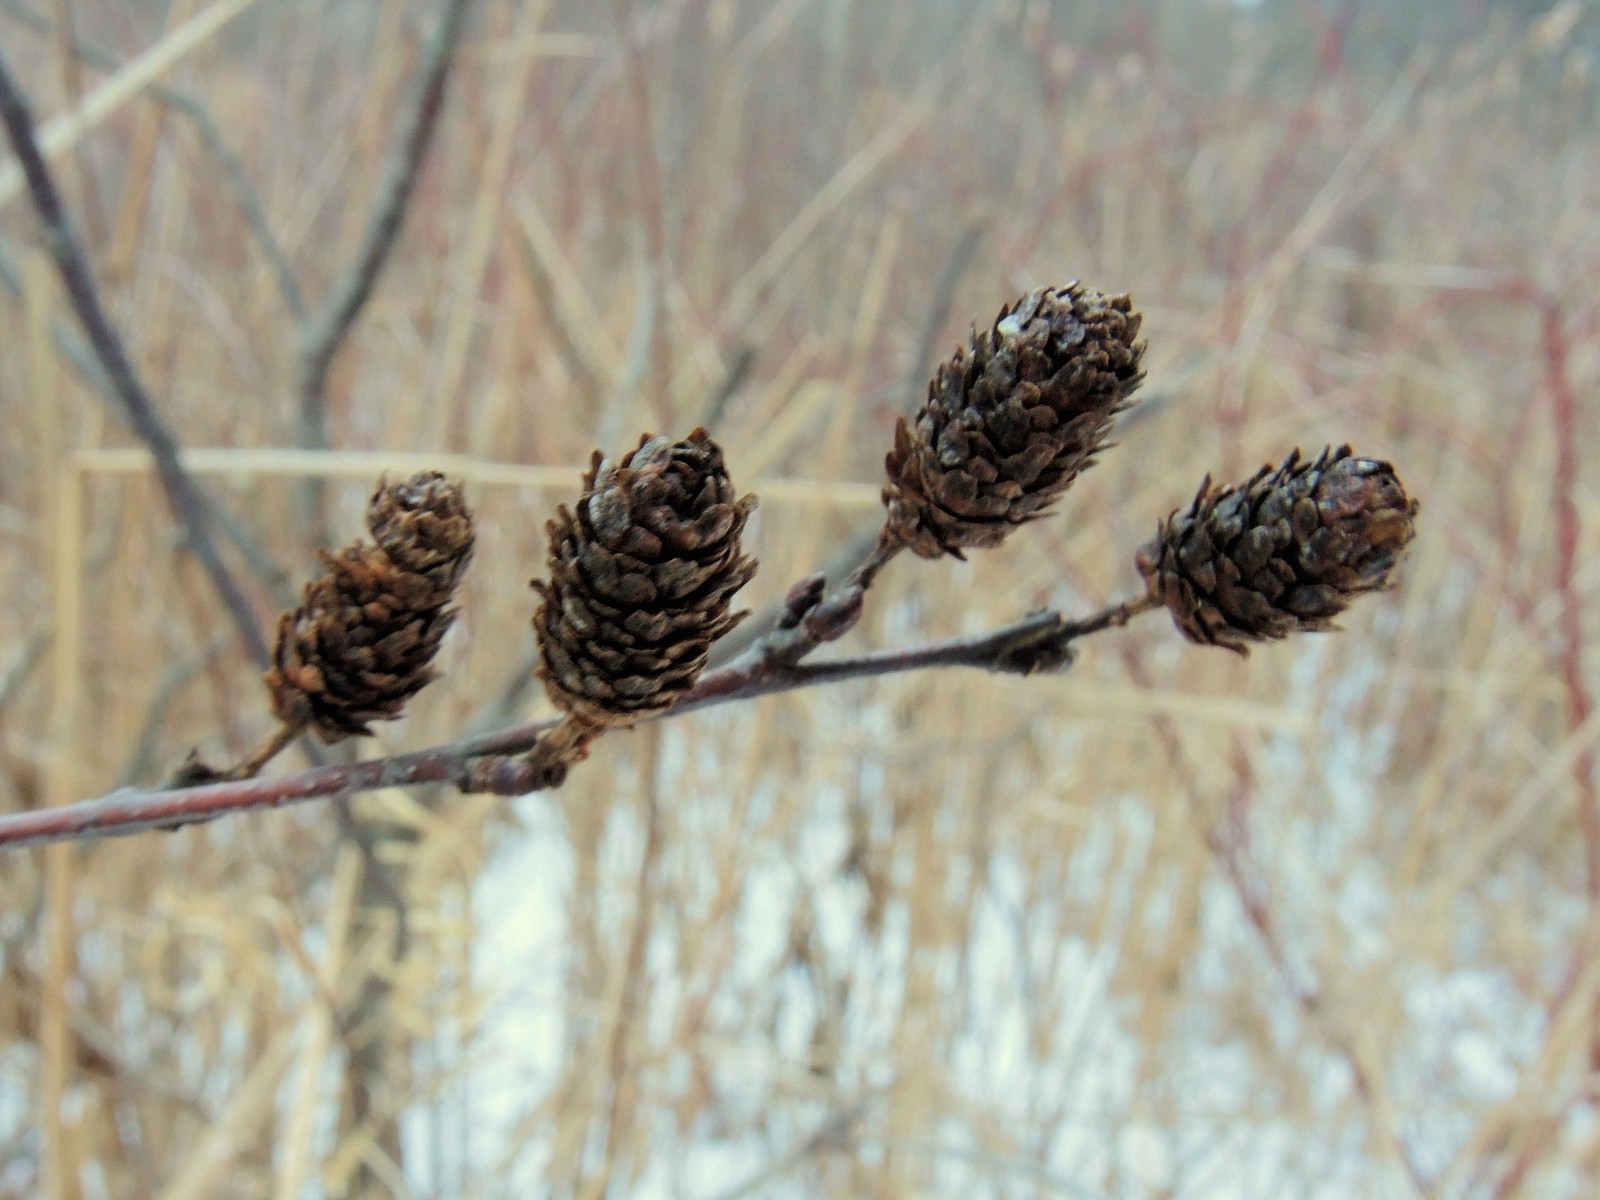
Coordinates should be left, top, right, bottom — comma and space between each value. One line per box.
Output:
1, 1, 1598, 1197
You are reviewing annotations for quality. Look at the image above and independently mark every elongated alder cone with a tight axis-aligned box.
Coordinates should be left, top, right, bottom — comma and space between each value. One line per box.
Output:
1136, 446, 1418, 654
266, 472, 474, 740
532, 429, 758, 728
883, 282, 1146, 558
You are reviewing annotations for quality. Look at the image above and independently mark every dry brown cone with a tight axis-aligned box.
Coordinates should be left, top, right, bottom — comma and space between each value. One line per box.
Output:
883, 282, 1146, 559
266, 471, 474, 741
1136, 445, 1418, 654
532, 428, 757, 732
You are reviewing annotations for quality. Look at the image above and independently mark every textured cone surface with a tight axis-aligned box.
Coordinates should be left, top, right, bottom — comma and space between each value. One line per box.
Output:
884, 283, 1145, 558
367, 470, 475, 597
533, 428, 757, 727
267, 473, 475, 740
1136, 446, 1417, 653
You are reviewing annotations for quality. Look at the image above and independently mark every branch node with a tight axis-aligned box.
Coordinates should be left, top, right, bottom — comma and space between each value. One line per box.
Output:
458, 755, 557, 796
993, 631, 1077, 676
167, 751, 229, 790
459, 716, 601, 795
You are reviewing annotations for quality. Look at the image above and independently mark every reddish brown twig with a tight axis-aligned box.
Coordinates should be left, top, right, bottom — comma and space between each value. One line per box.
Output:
1538, 298, 1598, 899
0, 596, 1157, 849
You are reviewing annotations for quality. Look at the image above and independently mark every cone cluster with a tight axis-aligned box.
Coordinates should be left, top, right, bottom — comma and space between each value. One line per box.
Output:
1136, 446, 1418, 653
146, 265, 1428, 808
883, 283, 1146, 559
266, 472, 474, 740
532, 428, 757, 728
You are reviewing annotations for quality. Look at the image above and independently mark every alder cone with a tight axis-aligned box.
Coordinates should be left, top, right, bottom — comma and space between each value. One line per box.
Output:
884, 282, 1145, 558
533, 429, 757, 728
1137, 446, 1418, 654
267, 472, 474, 740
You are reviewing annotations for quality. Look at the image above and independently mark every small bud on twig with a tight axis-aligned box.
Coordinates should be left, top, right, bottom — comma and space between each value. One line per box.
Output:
800, 586, 865, 644
778, 573, 829, 629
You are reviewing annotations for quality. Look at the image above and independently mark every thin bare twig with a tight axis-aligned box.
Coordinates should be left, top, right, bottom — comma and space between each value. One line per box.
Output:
296, 0, 472, 456
0, 229, 294, 602
1116, 640, 1437, 1197
712, 1098, 871, 1200
1536, 297, 1598, 899
0, 48, 272, 667
282, 9, 469, 1181
703, 219, 988, 666
0, 594, 1161, 849
0, 628, 50, 716
903, 216, 989, 405
735, 530, 905, 672
695, 342, 757, 435
0, 0, 308, 318
707, 527, 881, 667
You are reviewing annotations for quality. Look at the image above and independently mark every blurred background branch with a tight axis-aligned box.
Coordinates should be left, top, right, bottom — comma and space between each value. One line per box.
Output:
1, 1, 1596, 1196
295, 0, 473, 532
0, 47, 271, 666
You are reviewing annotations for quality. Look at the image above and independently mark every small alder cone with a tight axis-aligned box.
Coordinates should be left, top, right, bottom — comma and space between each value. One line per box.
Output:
266, 472, 475, 740
533, 429, 757, 728
883, 282, 1146, 558
1136, 446, 1418, 654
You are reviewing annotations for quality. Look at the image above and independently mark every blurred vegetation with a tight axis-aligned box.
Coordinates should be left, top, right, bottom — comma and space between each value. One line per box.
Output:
0, 0, 1596, 1197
